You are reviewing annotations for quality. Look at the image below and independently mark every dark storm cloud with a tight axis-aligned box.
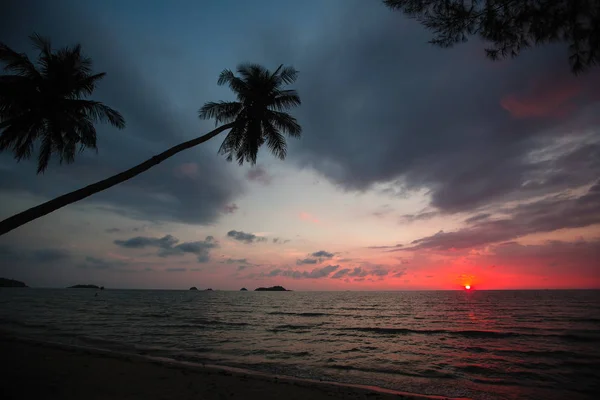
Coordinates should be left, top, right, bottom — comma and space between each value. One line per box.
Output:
227, 230, 268, 244
403, 182, 600, 251
255, 0, 600, 215
114, 234, 218, 262
0, 0, 242, 225
264, 265, 339, 279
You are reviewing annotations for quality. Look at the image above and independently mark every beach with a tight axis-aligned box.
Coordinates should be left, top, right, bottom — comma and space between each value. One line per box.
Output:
1, 334, 467, 400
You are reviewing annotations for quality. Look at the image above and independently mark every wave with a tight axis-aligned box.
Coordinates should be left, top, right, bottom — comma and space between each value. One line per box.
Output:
326, 364, 455, 379
339, 327, 599, 342
267, 312, 331, 317
184, 318, 249, 327
267, 323, 322, 332
0, 320, 49, 329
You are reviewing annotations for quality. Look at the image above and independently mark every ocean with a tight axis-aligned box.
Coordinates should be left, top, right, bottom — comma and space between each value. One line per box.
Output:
1, 289, 598, 399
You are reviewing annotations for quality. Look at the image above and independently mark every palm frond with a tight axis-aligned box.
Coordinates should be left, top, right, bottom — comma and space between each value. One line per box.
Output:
29, 33, 52, 57
262, 119, 287, 160
268, 111, 302, 137
68, 100, 125, 129
269, 90, 301, 111
217, 68, 248, 98
199, 101, 242, 124
77, 72, 105, 96
237, 63, 267, 80
277, 66, 298, 84
0, 43, 39, 77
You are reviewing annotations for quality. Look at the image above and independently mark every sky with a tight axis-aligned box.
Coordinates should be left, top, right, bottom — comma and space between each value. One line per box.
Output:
0, 0, 599, 290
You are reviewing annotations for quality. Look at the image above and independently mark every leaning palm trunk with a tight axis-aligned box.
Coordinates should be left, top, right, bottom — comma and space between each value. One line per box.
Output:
0, 123, 233, 236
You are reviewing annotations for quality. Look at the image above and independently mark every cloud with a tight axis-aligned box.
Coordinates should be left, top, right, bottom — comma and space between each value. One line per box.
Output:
114, 235, 178, 249
296, 258, 318, 265
404, 182, 600, 252
272, 238, 291, 244
0, 0, 243, 226
254, 0, 599, 219
500, 79, 584, 119
264, 265, 339, 279
237, 265, 250, 271
311, 250, 334, 258
392, 269, 407, 278
399, 211, 439, 224
31, 248, 71, 262
227, 230, 268, 244
331, 267, 370, 279
299, 212, 320, 224
114, 234, 218, 262
165, 267, 187, 272
464, 214, 491, 224
223, 258, 250, 265
372, 204, 394, 218
0, 245, 70, 263
223, 203, 239, 214
245, 165, 273, 185
295, 250, 335, 265
78, 256, 126, 270
367, 244, 403, 250
487, 239, 600, 273
105, 228, 122, 233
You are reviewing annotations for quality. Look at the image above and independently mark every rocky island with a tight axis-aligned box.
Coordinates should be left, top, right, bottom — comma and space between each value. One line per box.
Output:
254, 286, 289, 291
240, 288, 248, 291
68, 284, 101, 289
189, 287, 198, 291
0, 278, 28, 288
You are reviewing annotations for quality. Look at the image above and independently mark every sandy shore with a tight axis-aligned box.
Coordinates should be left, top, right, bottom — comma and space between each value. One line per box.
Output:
1, 333, 469, 400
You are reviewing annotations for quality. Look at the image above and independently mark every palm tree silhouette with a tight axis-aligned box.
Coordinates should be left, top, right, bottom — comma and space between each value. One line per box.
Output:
0, 44, 301, 235
0, 34, 125, 173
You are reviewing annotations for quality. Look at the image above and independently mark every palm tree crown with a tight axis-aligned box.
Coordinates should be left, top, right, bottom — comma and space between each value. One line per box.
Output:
199, 63, 302, 165
0, 33, 125, 173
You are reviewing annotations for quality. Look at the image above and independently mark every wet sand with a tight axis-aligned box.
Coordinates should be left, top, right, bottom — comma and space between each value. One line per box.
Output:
0, 334, 469, 400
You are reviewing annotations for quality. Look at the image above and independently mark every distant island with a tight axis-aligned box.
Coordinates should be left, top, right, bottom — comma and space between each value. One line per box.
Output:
68, 284, 101, 289
255, 286, 289, 291
0, 278, 28, 288
240, 288, 248, 291
205, 288, 213, 291
189, 287, 198, 291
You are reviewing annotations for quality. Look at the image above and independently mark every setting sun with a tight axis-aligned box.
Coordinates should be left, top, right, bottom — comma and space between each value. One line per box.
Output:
465, 285, 471, 290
